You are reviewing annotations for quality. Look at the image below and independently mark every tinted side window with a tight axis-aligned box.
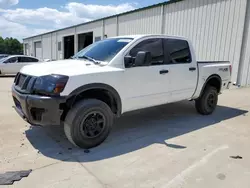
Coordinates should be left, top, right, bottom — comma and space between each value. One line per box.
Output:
7, 57, 18, 63
18, 57, 27, 62
28, 57, 39, 62
164, 39, 192, 63
19, 57, 39, 62
130, 38, 164, 66
31, 58, 39, 62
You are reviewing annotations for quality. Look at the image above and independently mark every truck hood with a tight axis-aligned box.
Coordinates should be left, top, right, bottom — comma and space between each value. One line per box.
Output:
20, 59, 121, 76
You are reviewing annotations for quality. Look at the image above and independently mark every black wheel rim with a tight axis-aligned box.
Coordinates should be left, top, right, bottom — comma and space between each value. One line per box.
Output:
80, 111, 106, 138
207, 93, 216, 108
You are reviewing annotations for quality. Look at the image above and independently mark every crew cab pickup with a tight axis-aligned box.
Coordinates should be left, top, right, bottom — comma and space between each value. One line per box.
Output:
12, 35, 231, 148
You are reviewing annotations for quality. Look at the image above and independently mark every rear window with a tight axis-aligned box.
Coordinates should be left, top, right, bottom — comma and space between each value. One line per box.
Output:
19, 57, 39, 62
164, 39, 192, 63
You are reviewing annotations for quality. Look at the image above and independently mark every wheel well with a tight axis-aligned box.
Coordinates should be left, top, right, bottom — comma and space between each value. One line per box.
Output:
205, 76, 222, 93
60, 88, 119, 121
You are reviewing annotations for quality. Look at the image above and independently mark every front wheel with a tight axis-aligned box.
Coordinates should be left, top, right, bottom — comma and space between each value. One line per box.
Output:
64, 99, 114, 149
195, 86, 218, 115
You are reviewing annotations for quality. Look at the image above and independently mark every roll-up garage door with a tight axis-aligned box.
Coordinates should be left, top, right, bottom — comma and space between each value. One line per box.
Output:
34, 41, 42, 59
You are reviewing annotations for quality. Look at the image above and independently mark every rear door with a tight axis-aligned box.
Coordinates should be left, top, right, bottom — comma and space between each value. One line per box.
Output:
164, 38, 198, 101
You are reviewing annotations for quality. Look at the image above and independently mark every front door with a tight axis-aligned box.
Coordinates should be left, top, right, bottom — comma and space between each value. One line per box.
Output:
121, 38, 171, 112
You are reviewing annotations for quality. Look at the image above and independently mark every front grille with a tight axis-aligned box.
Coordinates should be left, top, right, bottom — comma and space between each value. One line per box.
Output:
15, 73, 36, 93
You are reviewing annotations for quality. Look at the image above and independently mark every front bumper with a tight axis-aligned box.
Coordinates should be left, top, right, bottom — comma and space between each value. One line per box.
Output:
12, 85, 66, 126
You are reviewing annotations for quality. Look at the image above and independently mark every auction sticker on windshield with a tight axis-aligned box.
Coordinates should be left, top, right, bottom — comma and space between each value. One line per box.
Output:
117, 39, 133, 43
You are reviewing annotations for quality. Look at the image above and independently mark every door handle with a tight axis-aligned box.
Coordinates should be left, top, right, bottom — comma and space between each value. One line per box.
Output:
159, 70, 169, 74
189, 67, 196, 71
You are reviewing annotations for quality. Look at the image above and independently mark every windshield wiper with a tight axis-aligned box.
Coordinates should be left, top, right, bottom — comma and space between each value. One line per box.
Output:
77, 55, 100, 64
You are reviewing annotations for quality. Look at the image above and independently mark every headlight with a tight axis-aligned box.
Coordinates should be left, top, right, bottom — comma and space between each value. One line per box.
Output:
33, 74, 69, 96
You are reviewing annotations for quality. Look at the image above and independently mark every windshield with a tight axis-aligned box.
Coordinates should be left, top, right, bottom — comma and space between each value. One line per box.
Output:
73, 38, 133, 62
0, 57, 7, 63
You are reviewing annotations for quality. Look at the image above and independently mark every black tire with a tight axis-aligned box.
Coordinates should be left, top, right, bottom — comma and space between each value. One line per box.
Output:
195, 86, 218, 115
64, 99, 114, 149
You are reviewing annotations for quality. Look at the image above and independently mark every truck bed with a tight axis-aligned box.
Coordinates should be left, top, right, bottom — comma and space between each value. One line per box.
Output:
197, 61, 230, 64
192, 61, 231, 99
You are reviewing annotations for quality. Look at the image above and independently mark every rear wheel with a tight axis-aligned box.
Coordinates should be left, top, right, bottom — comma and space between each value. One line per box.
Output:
195, 86, 218, 115
64, 99, 114, 149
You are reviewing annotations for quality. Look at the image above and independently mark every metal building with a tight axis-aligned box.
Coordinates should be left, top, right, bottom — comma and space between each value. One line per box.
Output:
23, 0, 250, 86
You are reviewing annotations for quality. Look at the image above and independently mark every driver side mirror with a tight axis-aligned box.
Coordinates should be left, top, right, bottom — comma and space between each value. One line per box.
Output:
124, 51, 152, 68
134, 51, 151, 67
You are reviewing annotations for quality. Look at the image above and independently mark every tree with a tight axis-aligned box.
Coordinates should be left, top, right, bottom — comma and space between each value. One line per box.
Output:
0, 36, 23, 55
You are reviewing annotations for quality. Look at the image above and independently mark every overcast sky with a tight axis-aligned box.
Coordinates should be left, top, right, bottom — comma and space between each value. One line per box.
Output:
0, 0, 166, 41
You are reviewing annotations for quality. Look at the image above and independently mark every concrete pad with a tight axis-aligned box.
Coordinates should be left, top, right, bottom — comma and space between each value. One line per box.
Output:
0, 77, 250, 188
10, 162, 104, 188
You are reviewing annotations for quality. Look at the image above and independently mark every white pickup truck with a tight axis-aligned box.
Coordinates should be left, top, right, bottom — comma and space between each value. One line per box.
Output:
12, 35, 231, 148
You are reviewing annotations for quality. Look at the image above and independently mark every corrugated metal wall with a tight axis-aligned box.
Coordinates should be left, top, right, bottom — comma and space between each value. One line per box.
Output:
104, 17, 117, 37
118, 6, 162, 35
51, 32, 57, 60
23, 0, 250, 85
238, 0, 250, 86
76, 21, 103, 38
114, 0, 247, 82
42, 34, 51, 60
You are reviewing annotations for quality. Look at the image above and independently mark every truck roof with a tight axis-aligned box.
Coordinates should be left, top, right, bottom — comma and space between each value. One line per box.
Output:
110, 34, 189, 41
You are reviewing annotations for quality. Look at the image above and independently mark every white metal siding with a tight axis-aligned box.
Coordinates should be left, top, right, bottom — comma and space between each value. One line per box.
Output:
24, 43, 29, 55
42, 34, 51, 60
23, 0, 250, 85
238, 0, 250, 86
164, 0, 247, 82
104, 17, 117, 37
28, 40, 33, 56
76, 21, 103, 39
32, 36, 42, 42
23, 40, 29, 55
118, 6, 162, 35
51, 32, 57, 60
